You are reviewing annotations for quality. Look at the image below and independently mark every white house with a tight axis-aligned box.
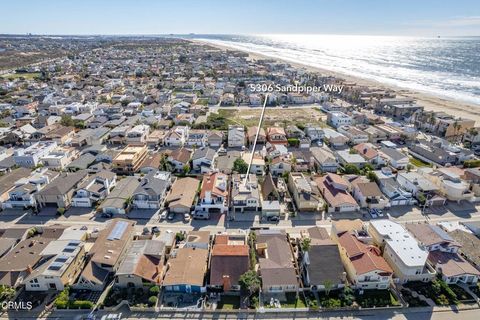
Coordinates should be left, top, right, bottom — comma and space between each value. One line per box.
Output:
228, 125, 246, 148
328, 111, 353, 128
14, 141, 57, 168
368, 220, 436, 283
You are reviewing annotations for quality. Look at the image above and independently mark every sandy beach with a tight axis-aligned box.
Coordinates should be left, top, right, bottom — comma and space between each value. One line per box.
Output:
194, 40, 480, 125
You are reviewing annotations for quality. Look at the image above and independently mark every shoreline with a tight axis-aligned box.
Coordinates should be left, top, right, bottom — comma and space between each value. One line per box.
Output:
193, 39, 480, 125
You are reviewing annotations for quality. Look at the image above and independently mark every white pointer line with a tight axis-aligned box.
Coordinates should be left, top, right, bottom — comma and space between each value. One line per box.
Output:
244, 93, 269, 186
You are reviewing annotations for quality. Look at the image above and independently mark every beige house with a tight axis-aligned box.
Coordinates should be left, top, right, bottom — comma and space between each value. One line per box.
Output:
35, 170, 89, 209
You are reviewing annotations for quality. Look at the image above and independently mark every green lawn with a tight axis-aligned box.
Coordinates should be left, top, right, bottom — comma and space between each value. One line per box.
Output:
217, 295, 240, 310
0, 72, 41, 80
409, 157, 433, 168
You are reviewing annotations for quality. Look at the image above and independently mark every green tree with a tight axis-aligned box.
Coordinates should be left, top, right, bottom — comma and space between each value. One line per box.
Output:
239, 270, 261, 297
60, 115, 74, 127
233, 158, 248, 174
342, 164, 360, 175
300, 237, 311, 252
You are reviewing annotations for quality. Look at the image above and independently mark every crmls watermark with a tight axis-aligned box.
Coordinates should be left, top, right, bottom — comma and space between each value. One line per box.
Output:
1, 301, 33, 311
249, 83, 344, 94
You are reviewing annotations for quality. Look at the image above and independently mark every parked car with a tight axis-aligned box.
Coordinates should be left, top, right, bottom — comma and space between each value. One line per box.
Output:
368, 208, 378, 219
184, 213, 191, 222
167, 212, 175, 220
151, 226, 160, 234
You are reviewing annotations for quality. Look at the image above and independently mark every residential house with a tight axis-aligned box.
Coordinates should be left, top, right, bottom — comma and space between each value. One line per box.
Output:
407, 224, 479, 284
266, 127, 288, 146
197, 172, 229, 216
418, 167, 473, 202
0, 226, 66, 288
304, 125, 324, 142
228, 125, 246, 148
231, 174, 261, 214
164, 177, 199, 214
186, 130, 208, 148
256, 230, 299, 295
379, 147, 409, 170
328, 111, 353, 128
338, 126, 369, 144
260, 173, 281, 219
138, 153, 162, 174
368, 220, 436, 283
164, 126, 188, 147
41, 146, 78, 170
351, 178, 389, 209
301, 227, 346, 291
132, 171, 172, 209
336, 150, 367, 169
287, 172, 323, 212
242, 151, 265, 175
75, 219, 135, 291
191, 147, 216, 173
115, 239, 166, 288
374, 168, 416, 206
25, 238, 86, 291
112, 145, 148, 175
13, 141, 57, 168
207, 130, 224, 148
167, 147, 192, 172
336, 229, 393, 289
323, 128, 349, 148
315, 173, 359, 213
126, 124, 150, 144
247, 126, 266, 145
209, 234, 249, 292
310, 146, 338, 173
71, 171, 117, 208
396, 172, 444, 206
99, 176, 140, 215
36, 170, 89, 209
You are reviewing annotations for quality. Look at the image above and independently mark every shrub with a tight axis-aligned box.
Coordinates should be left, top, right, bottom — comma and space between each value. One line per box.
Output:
148, 296, 158, 306
464, 159, 480, 168
57, 207, 66, 216
321, 298, 341, 308
149, 285, 160, 295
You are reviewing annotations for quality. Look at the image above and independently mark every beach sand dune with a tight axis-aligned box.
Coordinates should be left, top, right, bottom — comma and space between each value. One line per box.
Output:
194, 40, 480, 125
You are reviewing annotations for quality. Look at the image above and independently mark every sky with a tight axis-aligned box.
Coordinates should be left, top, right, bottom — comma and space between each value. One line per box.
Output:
1, 0, 479, 36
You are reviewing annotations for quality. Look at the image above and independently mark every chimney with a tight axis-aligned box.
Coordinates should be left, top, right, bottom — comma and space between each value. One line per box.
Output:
222, 275, 231, 291
26, 265, 33, 275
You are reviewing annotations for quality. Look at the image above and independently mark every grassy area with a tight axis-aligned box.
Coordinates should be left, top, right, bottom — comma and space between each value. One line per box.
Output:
0, 72, 41, 80
409, 157, 433, 168
213, 108, 328, 129
355, 290, 400, 308
282, 292, 308, 308
217, 295, 240, 310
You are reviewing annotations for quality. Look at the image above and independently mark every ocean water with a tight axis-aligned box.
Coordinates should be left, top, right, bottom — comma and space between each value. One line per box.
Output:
189, 34, 480, 105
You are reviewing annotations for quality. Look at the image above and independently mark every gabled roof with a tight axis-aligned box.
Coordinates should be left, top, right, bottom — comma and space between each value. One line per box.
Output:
260, 173, 278, 200
338, 232, 393, 275
37, 170, 88, 196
